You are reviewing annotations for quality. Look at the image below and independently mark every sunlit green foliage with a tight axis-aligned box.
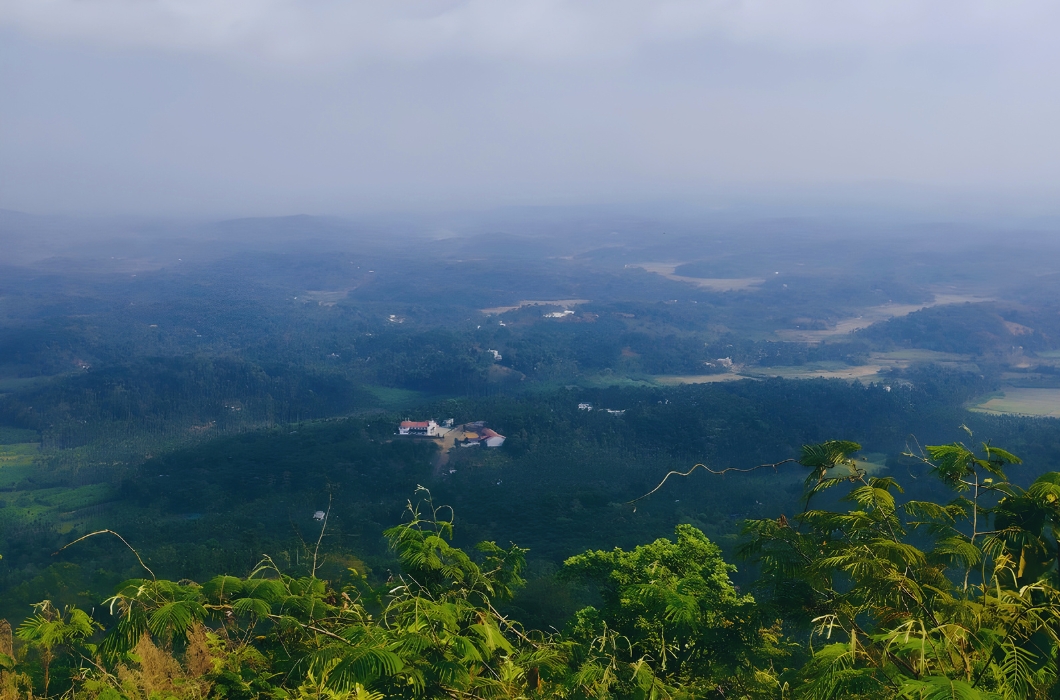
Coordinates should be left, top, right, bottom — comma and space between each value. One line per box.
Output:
740, 437, 1060, 699
563, 524, 782, 697
9, 436, 1060, 699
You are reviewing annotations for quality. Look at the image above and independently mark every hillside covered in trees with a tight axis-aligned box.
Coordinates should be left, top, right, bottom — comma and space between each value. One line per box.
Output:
7, 437, 1060, 700
5, 214, 1060, 698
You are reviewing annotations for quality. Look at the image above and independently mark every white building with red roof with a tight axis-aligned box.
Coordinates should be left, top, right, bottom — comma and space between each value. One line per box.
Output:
480, 428, 505, 448
398, 420, 441, 437
458, 426, 506, 448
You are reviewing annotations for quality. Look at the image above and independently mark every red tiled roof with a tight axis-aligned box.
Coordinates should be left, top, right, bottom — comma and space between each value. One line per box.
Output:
481, 428, 504, 438
400, 421, 431, 428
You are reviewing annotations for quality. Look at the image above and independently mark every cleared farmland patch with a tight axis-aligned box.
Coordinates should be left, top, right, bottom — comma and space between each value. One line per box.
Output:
628, 263, 763, 291
651, 373, 749, 386
480, 299, 591, 315
0, 442, 38, 488
970, 388, 1060, 418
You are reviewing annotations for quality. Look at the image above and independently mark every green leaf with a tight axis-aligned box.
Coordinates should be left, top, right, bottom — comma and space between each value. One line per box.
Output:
982, 445, 1022, 466
926, 443, 977, 486
148, 600, 206, 643
1028, 472, 1060, 505
321, 647, 404, 691
904, 500, 962, 522
202, 575, 244, 601
900, 675, 1000, 699
932, 537, 982, 569
800, 441, 862, 470
231, 597, 272, 619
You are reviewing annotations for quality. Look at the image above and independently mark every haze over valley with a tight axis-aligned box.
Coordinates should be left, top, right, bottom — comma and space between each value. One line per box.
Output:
5, 3, 1060, 698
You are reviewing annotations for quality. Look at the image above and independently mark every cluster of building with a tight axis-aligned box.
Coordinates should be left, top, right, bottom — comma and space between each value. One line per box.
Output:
459, 421, 506, 448
397, 418, 505, 447
577, 403, 625, 416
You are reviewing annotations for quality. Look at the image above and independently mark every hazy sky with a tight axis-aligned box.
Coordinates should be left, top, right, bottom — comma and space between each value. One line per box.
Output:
2, 1, 1059, 217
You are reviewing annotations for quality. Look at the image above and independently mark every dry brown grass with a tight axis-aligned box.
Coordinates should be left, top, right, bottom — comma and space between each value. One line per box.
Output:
0, 621, 10, 658
0, 621, 30, 700
97, 630, 214, 699
183, 624, 217, 679
0, 672, 35, 700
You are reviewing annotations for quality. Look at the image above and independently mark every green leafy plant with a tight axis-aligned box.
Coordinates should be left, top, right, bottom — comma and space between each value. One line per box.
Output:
563, 524, 780, 698
16, 600, 98, 697
732, 437, 1060, 699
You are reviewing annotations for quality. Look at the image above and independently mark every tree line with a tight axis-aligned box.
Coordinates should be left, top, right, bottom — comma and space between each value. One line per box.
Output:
6, 436, 1060, 698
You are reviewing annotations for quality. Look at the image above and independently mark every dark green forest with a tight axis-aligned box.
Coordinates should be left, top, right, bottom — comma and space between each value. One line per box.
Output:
6, 221, 1060, 698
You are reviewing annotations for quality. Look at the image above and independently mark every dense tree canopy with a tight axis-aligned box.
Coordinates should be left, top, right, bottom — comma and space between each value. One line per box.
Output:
5, 437, 1060, 698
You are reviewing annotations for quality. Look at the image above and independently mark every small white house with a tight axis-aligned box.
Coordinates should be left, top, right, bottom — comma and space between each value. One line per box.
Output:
578, 403, 593, 411
398, 420, 441, 436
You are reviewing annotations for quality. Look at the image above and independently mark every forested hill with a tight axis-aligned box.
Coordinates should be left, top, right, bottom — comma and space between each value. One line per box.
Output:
5, 401, 1060, 698
6, 375, 1060, 626
5, 219, 1060, 697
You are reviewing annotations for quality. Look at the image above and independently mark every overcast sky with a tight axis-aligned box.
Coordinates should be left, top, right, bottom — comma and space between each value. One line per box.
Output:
2, 1, 1059, 217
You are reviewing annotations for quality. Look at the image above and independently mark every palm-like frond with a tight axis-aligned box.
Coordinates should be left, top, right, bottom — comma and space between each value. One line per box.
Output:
900, 676, 1000, 700
147, 599, 206, 644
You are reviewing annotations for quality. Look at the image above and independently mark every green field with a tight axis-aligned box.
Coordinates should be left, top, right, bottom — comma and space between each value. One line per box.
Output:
363, 385, 429, 409
655, 362, 885, 385
0, 441, 38, 488
0, 438, 114, 532
970, 388, 1060, 418
870, 349, 972, 363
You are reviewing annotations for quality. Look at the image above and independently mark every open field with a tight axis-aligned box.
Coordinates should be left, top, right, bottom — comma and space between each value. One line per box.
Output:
0, 442, 38, 488
0, 440, 115, 531
870, 349, 973, 364
364, 385, 428, 409
774, 294, 993, 343
0, 442, 39, 463
480, 299, 591, 315
743, 364, 888, 382
743, 349, 977, 382
628, 263, 763, 291
652, 350, 977, 387
649, 366, 882, 386
0, 375, 70, 397
0, 483, 116, 530
774, 303, 929, 342
301, 290, 350, 306
651, 373, 750, 386
970, 388, 1060, 418
571, 374, 659, 390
